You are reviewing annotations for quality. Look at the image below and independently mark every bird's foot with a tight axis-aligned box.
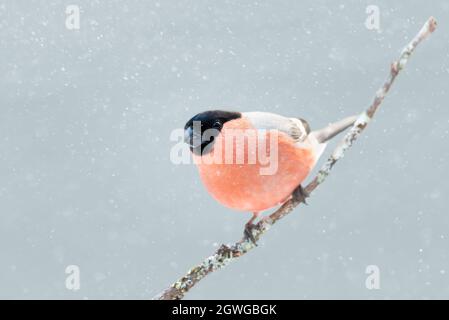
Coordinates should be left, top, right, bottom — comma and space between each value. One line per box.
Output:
243, 222, 258, 246
293, 185, 309, 205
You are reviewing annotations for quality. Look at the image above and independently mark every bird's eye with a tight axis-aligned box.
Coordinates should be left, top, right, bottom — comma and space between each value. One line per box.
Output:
213, 120, 221, 129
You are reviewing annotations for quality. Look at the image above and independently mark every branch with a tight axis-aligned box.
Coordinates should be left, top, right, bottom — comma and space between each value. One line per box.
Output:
154, 17, 437, 300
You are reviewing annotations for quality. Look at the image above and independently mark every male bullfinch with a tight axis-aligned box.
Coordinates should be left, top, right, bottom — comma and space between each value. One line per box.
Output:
184, 110, 357, 243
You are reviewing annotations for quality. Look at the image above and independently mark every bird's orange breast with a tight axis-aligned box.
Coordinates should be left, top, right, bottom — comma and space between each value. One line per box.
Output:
194, 117, 315, 212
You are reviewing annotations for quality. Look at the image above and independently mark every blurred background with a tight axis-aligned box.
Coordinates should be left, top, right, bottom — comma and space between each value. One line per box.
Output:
0, 0, 448, 299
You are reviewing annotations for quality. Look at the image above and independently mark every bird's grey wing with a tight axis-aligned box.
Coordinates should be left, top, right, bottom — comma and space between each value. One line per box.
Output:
242, 111, 309, 142
243, 111, 327, 164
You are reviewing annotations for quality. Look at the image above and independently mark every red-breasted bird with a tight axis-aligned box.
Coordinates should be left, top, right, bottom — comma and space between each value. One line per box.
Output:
184, 110, 357, 243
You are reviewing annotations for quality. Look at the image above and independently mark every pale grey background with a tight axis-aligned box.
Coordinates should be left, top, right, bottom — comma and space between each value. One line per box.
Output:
0, 0, 448, 299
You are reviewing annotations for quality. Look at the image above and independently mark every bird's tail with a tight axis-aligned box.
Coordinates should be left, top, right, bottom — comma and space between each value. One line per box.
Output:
310, 115, 359, 144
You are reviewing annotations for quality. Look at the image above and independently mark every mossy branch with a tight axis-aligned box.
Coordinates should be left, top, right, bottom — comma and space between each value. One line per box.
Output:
154, 17, 437, 300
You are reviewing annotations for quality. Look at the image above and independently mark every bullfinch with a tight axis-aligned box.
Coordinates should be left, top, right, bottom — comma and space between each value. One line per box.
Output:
184, 110, 357, 243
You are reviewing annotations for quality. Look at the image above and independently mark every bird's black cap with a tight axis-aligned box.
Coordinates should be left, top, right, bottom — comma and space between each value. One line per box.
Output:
184, 110, 241, 155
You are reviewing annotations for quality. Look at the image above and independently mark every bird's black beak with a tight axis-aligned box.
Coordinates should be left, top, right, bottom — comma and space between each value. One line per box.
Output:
184, 127, 192, 145
184, 126, 202, 149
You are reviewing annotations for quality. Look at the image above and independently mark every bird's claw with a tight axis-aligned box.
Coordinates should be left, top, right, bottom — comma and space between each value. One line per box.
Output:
293, 185, 309, 205
243, 223, 258, 246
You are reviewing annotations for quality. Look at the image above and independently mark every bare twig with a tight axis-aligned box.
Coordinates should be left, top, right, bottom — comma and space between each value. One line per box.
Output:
154, 17, 437, 300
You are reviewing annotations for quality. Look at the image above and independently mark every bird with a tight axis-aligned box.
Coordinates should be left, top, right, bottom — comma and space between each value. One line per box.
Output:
184, 110, 357, 243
